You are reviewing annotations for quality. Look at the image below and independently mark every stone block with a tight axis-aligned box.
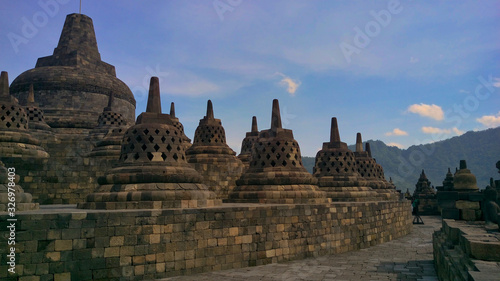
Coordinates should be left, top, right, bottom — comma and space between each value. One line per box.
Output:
441, 208, 460, 220
456, 200, 480, 210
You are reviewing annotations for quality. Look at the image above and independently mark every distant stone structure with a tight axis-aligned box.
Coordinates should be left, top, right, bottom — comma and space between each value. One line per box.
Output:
412, 170, 438, 215
437, 168, 454, 191
238, 116, 259, 168
186, 100, 244, 199
354, 133, 398, 200
80, 77, 220, 209
10, 13, 136, 129
437, 160, 482, 220
313, 117, 380, 201
228, 99, 329, 204
86, 93, 127, 143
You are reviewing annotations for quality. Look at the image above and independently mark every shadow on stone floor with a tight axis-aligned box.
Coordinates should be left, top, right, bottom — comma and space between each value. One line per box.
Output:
376, 260, 438, 281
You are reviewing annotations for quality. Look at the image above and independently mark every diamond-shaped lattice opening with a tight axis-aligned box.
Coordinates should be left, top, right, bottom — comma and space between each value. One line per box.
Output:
281, 147, 285, 152
141, 144, 148, 151
161, 152, 167, 161
148, 136, 154, 142
181, 155, 185, 160
132, 129, 137, 134
282, 160, 287, 166
0, 116, 5, 121
166, 130, 170, 135
143, 129, 149, 135
171, 137, 175, 143
1, 105, 5, 110
174, 130, 178, 135
134, 153, 140, 160
167, 144, 172, 152
344, 167, 349, 172
6, 122, 11, 128
173, 153, 179, 161
176, 146, 181, 151
257, 154, 262, 159
154, 144, 160, 151
161, 136, 166, 143
145, 152, 153, 161
16, 124, 21, 128
155, 129, 160, 135
271, 147, 276, 153
136, 135, 142, 142
286, 153, 291, 159
130, 143, 135, 150
5, 110, 11, 115
335, 167, 340, 173
292, 160, 296, 166
261, 161, 266, 167
266, 154, 271, 160
294, 155, 298, 160
276, 153, 281, 159
327, 167, 331, 172
270, 160, 276, 167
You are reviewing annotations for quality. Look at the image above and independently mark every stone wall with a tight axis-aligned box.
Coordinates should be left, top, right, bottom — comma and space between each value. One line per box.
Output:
0, 201, 411, 280
1, 130, 120, 204
433, 219, 500, 281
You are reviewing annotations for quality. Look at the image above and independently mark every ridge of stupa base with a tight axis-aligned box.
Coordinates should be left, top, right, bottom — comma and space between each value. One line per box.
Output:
226, 184, 331, 204
79, 182, 222, 209
319, 187, 382, 202
373, 189, 399, 200
0, 202, 39, 211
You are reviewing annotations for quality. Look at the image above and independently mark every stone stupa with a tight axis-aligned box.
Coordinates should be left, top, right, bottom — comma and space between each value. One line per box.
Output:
87, 93, 128, 142
23, 84, 51, 132
79, 77, 220, 209
168, 102, 191, 149
10, 13, 136, 129
228, 99, 329, 204
238, 116, 260, 168
453, 160, 479, 192
0, 71, 49, 158
353, 133, 397, 200
186, 100, 244, 199
313, 117, 379, 202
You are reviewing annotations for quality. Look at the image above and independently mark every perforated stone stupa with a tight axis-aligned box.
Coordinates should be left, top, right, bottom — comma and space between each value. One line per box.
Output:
87, 93, 127, 142
313, 117, 379, 201
169, 102, 191, 149
238, 116, 259, 167
23, 84, 51, 132
186, 100, 244, 199
354, 133, 397, 200
10, 13, 136, 129
0, 71, 49, 158
79, 77, 220, 209
228, 99, 329, 204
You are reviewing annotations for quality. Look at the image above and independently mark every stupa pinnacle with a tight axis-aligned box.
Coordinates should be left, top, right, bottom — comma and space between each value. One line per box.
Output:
238, 116, 260, 167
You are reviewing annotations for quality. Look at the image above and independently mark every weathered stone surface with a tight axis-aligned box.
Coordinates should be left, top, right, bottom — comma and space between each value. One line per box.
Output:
228, 99, 329, 204
0, 160, 39, 211
0, 200, 412, 280
186, 100, 244, 199
79, 77, 219, 209
237, 116, 259, 168
313, 117, 380, 202
10, 13, 136, 128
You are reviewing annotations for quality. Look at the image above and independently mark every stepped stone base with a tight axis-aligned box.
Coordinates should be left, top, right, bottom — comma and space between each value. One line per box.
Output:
433, 219, 500, 281
227, 184, 331, 204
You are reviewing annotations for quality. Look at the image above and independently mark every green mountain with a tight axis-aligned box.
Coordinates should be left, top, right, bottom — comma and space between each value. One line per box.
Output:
303, 127, 500, 193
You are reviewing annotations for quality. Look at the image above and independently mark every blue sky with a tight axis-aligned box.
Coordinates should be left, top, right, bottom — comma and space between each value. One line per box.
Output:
1, 0, 499, 157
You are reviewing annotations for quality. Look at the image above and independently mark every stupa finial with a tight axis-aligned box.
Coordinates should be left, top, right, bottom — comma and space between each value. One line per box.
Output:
146, 77, 161, 114
459, 159, 467, 169
330, 117, 341, 143
0, 71, 9, 97
27, 84, 35, 103
355, 132, 363, 152
170, 102, 175, 118
206, 100, 214, 119
366, 142, 372, 158
271, 99, 282, 131
251, 116, 258, 133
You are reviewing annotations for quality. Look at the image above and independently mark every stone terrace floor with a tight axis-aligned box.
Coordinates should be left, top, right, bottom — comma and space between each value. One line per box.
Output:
160, 216, 442, 281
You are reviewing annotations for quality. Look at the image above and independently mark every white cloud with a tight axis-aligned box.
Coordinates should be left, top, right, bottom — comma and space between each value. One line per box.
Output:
385, 128, 408, 136
410, 57, 419, 63
387, 142, 404, 149
476, 111, 500, 128
459, 89, 470, 94
407, 103, 444, 121
421, 126, 464, 135
452, 127, 465, 136
275, 72, 301, 96
421, 126, 450, 134
494, 78, 500, 88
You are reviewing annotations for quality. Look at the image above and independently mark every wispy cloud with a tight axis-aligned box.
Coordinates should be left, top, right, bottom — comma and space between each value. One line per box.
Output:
387, 142, 404, 149
476, 111, 500, 128
385, 128, 408, 136
410, 57, 419, 64
494, 78, 500, 88
275, 72, 301, 96
407, 103, 444, 121
421, 126, 450, 134
421, 126, 464, 135
458, 89, 470, 94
